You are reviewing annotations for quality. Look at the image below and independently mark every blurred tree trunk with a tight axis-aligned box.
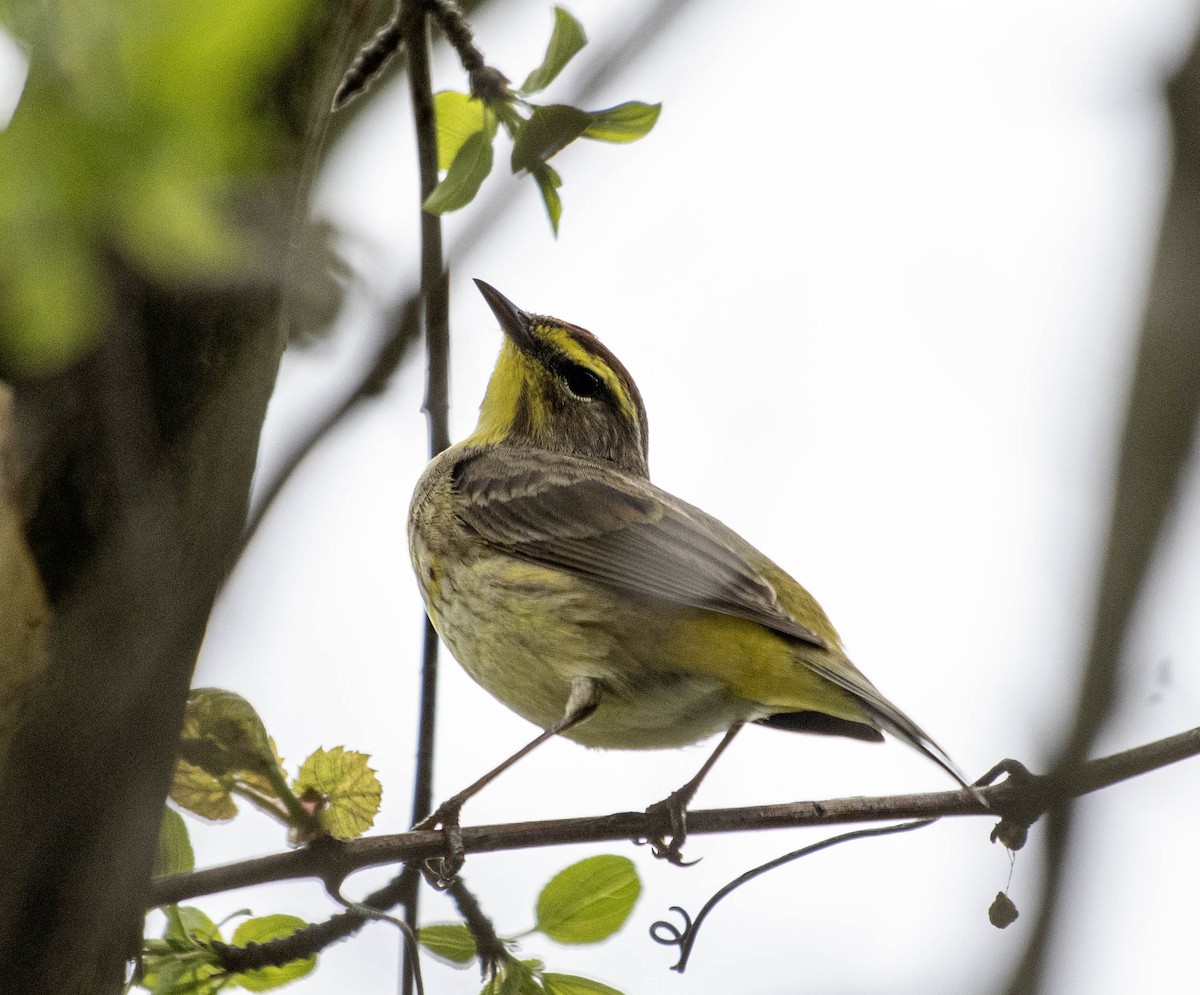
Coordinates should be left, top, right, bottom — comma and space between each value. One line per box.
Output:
0, 3, 362, 988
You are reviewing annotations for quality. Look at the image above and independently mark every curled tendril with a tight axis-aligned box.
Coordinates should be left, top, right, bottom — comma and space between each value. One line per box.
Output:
648, 906, 693, 970
649, 819, 937, 973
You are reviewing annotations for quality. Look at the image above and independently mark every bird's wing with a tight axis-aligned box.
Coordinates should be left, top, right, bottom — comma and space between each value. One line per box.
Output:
451, 448, 828, 647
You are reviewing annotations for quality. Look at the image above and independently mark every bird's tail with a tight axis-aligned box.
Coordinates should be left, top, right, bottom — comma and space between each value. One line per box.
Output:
805, 655, 985, 803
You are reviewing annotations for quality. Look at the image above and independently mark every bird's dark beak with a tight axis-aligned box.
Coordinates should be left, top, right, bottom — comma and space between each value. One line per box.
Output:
475, 279, 536, 350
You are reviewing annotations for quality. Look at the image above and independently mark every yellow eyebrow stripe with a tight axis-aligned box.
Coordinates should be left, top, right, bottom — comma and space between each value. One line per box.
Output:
538, 324, 638, 424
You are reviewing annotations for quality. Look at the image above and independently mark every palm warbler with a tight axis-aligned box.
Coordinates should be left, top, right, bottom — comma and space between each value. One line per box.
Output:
408, 280, 970, 855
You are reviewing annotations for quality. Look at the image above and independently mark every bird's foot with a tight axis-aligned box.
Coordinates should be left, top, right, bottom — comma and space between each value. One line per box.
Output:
412, 800, 466, 888
639, 789, 701, 867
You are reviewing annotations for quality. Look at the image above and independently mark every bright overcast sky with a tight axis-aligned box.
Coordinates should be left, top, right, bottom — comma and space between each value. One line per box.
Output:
185, 0, 1200, 992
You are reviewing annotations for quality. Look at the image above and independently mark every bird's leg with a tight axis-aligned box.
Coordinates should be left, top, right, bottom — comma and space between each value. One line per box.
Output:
643, 723, 743, 866
414, 678, 601, 886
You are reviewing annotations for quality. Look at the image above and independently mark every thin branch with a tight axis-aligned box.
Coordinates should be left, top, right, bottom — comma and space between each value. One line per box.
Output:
401, 0, 451, 992
148, 727, 1200, 910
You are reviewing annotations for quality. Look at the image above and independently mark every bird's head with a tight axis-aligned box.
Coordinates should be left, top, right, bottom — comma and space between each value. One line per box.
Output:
467, 280, 649, 475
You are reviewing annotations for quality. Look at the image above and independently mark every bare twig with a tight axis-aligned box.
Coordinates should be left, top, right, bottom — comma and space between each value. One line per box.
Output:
148, 727, 1200, 910
332, 1, 404, 112
399, 1, 452, 991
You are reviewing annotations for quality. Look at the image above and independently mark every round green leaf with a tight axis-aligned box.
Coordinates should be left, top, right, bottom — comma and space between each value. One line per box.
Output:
417, 923, 477, 965
535, 855, 640, 944
292, 746, 382, 840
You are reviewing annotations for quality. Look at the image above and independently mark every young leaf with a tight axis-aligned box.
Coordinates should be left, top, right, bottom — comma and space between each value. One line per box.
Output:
483, 958, 541, 995
418, 923, 477, 965
153, 807, 195, 878
141, 956, 222, 995
510, 105, 590, 174
434, 91, 492, 171
582, 102, 661, 144
230, 914, 316, 991
424, 129, 495, 215
165, 905, 221, 945
169, 758, 237, 821
519, 7, 587, 95
532, 163, 563, 236
292, 746, 382, 840
534, 856, 640, 945
542, 974, 624, 995
179, 688, 278, 781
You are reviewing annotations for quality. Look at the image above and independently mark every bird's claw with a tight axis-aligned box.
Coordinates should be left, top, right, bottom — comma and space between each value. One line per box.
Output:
639, 791, 701, 866
412, 802, 466, 888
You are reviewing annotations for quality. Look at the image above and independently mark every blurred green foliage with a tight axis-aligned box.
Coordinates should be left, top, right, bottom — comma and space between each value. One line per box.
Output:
0, 0, 317, 375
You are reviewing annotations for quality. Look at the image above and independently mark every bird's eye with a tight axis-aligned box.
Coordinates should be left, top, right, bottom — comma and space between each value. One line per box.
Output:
559, 362, 606, 400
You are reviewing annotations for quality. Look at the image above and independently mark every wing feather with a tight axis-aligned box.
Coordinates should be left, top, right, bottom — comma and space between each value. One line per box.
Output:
452, 449, 827, 647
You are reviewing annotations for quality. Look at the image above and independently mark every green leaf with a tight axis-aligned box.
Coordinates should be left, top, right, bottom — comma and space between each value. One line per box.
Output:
433, 90, 492, 171
165, 905, 221, 946
483, 958, 541, 995
424, 129, 494, 215
418, 923, 477, 965
144, 957, 222, 995
230, 914, 316, 991
510, 104, 589, 173
519, 7, 587, 95
153, 807, 195, 878
292, 746, 382, 840
532, 163, 563, 236
582, 101, 661, 144
534, 856, 640, 944
169, 758, 237, 821
179, 688, 279, 782
543, 974, 623, 995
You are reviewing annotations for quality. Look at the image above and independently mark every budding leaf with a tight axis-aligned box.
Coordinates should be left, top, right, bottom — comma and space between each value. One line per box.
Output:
178, 688, 278, 782
434, 90, 493, 170
292, 746, 381, 840
582, 101, 661, 143
532, 163, 563, 235
424, 129, 494, 214
170, 758, 237, 821
535, 855, 640, 944
510, 104, 590, 173
520, 6, 587, 95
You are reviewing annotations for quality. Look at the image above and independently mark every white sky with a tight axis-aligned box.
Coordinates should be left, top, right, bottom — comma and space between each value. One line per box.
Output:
187, 1, 1200, 992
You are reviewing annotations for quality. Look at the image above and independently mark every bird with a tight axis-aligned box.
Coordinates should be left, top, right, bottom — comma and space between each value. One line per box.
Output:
407, 279, 973, 866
